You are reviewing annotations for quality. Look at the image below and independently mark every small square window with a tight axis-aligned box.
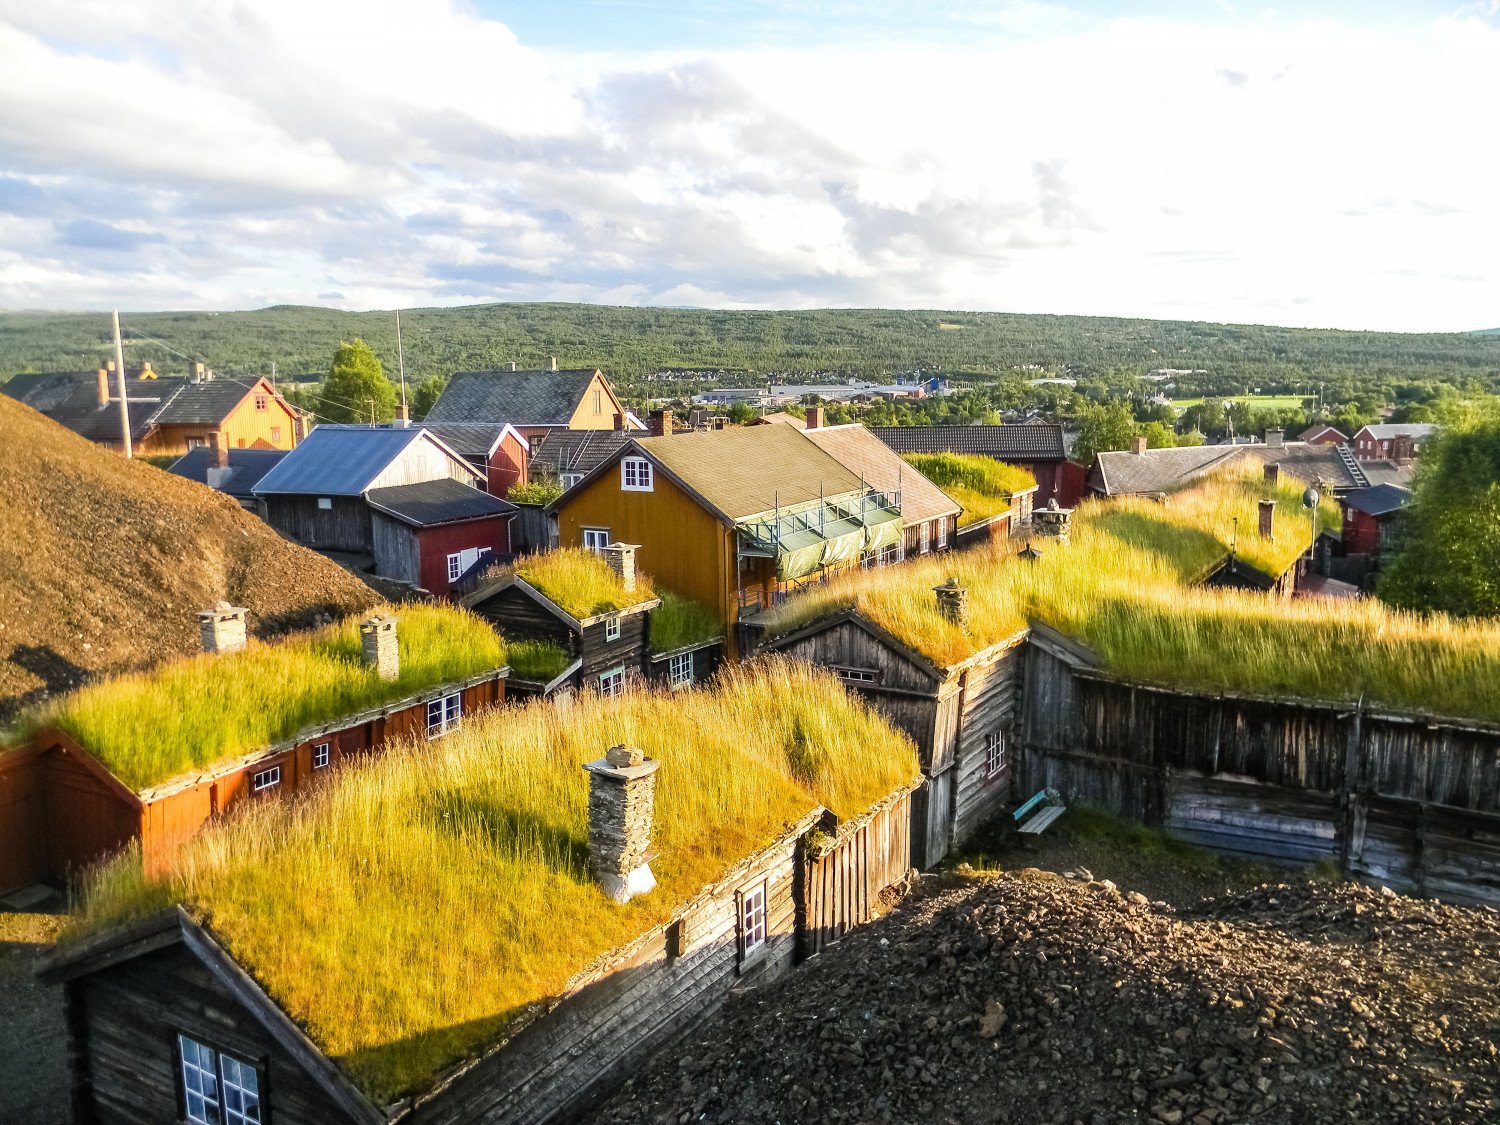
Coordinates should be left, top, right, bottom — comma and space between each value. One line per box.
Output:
582, 528, 610, 553
251, 766, 281, 792
668, 652, 693, 689
313, 742, 330, 769
270, 426, 282, 443
738, 882, 768, 964
254, 393, 268, 411
426, 692, 462, 738
604, 615, 621, 642
317, 497, 333, 511
621, 457, 653, 492
984, 731, 1007, 779
599, 665, 625, 697
562, 472, 585, 488
177, 1034, 261, 1125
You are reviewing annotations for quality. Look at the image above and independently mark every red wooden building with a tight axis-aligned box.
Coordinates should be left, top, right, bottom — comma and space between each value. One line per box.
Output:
1340, 484, 1412, 559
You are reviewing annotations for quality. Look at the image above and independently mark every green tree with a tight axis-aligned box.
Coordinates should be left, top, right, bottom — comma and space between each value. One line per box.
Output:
411, 373, 447, 421
728, 402, 756, 425
1378, 417, 1500, 618
317, 338, 396, 424
1073, 402, 1139, 462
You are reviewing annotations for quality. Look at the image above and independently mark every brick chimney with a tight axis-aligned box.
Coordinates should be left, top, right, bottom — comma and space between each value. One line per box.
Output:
602, 543, 639, 593
1265, 429, 1285, 448
1132, 436, 1148, 455
198, 603, 248, 655
649, 408, 674, 437
359, 614, 400, 681
209, 431, 229, 470
1263, 462, 1280, 486
805, 405, 825, 430
96, 367, 109, 407
1391, 434, 1413, 464
583, 745, 661, 903
1258, 499, 1276, 540
934, 578, 968, 627
613, 411, 626, 433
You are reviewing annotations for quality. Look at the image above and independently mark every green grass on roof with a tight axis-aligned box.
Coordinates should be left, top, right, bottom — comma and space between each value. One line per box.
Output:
505, 639, 573, 682
650, 590, 724, 653
902, 452, 1036, 527
69, 659, 919, 1104
761, 467, 1500, 722
512, 548, 657, 619
31, 606, 505, 790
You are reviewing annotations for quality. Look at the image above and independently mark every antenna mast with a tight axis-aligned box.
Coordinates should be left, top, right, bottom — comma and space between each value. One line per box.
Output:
112, 310, 132, 459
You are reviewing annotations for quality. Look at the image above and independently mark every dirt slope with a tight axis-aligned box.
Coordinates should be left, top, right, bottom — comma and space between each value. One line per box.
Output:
0, 397, 378, 720
593, 874, 1500, 1125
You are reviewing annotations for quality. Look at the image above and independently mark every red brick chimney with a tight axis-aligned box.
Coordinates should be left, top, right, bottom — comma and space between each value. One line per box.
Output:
1258, 499, 1276, 539
805, 405, 825, 430
1391, 434, 1413, 464
649, 408, 673, 437
613, 412, 626, 433
209, 431, 229, 470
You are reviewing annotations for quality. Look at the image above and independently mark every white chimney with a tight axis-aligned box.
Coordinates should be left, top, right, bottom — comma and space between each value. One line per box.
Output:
198, 603, 248, 655
359, 614, 400, 681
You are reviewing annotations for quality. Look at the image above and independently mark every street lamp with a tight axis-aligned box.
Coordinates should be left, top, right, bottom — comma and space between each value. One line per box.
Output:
1302, 484, 1321, 570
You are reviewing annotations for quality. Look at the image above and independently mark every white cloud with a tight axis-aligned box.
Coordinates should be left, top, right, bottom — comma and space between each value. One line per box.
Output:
0, 1, 1495, 330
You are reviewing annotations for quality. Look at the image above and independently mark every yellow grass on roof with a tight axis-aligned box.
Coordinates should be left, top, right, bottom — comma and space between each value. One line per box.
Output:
70, 659, 919, 1104
511, 548, 657, 618
27, 606, 506, 791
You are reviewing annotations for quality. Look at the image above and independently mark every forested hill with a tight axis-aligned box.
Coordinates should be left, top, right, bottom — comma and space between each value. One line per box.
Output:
2, 303, 1499, 390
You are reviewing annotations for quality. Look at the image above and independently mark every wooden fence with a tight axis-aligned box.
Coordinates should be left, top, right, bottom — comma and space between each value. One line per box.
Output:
800, 787, 915, 957
1020, 639, 1500, 906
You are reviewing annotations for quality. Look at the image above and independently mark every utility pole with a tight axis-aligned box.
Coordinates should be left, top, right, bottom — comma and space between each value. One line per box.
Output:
112, 310, 132, 458
396, 311, 408, 416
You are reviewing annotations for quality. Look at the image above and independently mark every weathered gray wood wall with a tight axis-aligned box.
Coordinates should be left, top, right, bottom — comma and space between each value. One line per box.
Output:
801, 790, 913, 957
264, 495, 372, 552
1020, 641, 1500, 906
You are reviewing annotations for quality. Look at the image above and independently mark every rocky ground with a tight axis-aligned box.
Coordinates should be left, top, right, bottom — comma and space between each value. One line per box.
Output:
593, 863, 1500, 1124
0, 902, 66, 1125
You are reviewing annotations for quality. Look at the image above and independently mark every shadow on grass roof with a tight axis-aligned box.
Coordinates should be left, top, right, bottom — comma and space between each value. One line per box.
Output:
66, 659, 920, 1106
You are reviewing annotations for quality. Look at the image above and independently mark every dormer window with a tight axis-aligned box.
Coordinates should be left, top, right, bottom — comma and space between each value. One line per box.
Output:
621, 457, 653, 492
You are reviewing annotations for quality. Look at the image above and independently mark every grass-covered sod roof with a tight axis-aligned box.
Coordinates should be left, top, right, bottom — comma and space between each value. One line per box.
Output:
70, 659, 920, 1105
511, 547, 657, 618
900, 452, 1036, 528
30, 606, 505, 790
761, 468, 1500, 722
649, 589, 724, 653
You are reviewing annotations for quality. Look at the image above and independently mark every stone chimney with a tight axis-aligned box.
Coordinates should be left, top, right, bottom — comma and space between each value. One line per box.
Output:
397, 402, 410, 426
934, 578, 968, 627
583, 745, 661, 903
96, 367, 109, 407
1033, 498, 1074, 543
550, 355, 559, 371
1265, 429, 1285, 448
602, 543, 639, 593
613, 411, 626, 433
359, 614, 400, 681
649, 408, 674, 437
1258, 499, 1276, 540
805, 405, 825, 430
1263, 462, 1280, 486
198, 603, 248, 655
1132, 436, 1148, 455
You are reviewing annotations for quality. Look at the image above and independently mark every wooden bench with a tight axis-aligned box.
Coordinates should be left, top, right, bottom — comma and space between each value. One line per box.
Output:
1014, 788, 1066, 835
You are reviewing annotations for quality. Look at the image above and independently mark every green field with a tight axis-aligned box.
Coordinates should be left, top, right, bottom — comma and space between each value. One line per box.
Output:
1171, 395, 1311, 410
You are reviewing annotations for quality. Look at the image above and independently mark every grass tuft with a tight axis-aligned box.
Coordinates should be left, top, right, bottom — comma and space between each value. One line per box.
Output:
511, 548, 656, 619
68, 658, 919, 1104
505, 639, 573, 682
902, 452, 1036, 527
649, 590, 724, 653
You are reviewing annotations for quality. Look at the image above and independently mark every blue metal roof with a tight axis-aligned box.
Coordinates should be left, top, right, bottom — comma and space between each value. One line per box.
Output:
253, 426, 429, 496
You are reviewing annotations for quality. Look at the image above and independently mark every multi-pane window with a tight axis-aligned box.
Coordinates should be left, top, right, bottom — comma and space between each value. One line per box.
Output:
835, 666, 880, 685
599, 665, 626, 697
621, 457, 653, 491
177, 1034, 261, 1125
582, 528, 610, 553
448, 553, 464, 583
312, 742, 330, 769
604, 615, 621, 642
937, 519, 949, 549
593, 388, 603, 414
251, 766, 281, 792
985, 730, 1007, 778
426, 692, 462, 738
254, 394, 268, 411
668, 653, 693, 689
562, 472, 585, 488
739, 882, 768, 961
919, 520, 931, 554
186, 436, 207, 450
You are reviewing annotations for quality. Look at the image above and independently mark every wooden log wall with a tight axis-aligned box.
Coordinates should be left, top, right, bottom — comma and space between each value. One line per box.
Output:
801, 790, 914, 957
1020, 641, 1500, 905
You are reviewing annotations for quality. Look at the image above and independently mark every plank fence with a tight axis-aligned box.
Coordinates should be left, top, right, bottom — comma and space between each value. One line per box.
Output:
800, 787, 915, 957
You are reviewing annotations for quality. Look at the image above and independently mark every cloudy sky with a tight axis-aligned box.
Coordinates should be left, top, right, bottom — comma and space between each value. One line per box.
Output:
1, 1, 1496, 330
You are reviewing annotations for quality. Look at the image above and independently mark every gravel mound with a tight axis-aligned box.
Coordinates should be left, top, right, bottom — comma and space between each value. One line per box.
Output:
0, 397, 379, 720
593, 873, 1500, 1124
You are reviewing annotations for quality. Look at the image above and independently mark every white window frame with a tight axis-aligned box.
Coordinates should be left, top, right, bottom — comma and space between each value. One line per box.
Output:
984, 730, 1007, 779
561, 471, 585, 488
937, 518, 949, 549
604, 615, 622, 642
919, 520, 931, 554
251, 765, 281, 792
582, 527, 610, 553
178, 1033, 261, 1125
667, 652, 693, 689
738, 881, 768, 964
835, 665, 881, 685
185, 436, 207, 450
621, 456, 654, 492
426, 692, 462, 738
447, 552, 464, 583
599, 665, 626, 697
317, 497, 333, 511
312, 742, 330, 769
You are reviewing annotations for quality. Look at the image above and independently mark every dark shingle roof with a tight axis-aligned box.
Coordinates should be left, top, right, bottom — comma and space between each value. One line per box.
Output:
151, 379, 268, 425
365, 479, 516, 527
1343, 483, 1413, 518
1359, 423, 1437, 440
1093, 442, 1366, 497
2, 371, 181, 443
425, 369, 608, 426
528, 429, 633, 478
254, 426, 436, 496
414, 422, 509, 458
870, 424, 1067, 460
168, 448, 289, 497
